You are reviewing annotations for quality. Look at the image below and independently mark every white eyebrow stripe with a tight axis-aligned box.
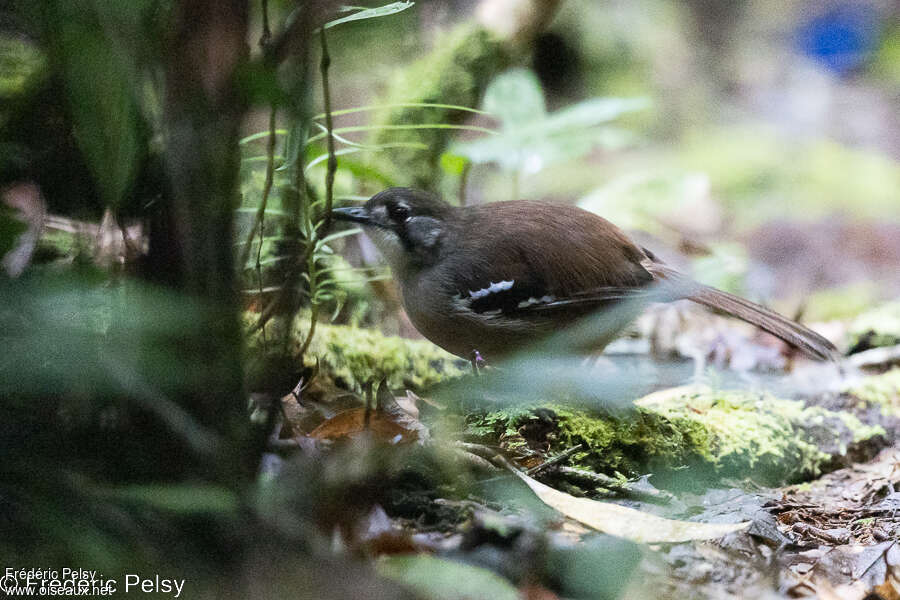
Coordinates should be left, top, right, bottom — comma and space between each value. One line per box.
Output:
468, 279, 515, 300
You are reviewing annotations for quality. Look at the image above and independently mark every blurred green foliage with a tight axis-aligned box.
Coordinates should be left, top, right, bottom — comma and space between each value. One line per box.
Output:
445, 67, 648, 198
677, 128, 900, 228
0, 35, 43, 98
378, 555, 521, 600
848, 301, 900, 351
871, 23, 900, 85
369, 22, 510, 188
2, 0, 899, 597
802, 283, 882, 322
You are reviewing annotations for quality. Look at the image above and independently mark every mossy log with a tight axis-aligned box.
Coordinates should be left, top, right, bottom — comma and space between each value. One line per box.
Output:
467, 370, 900, 487
244, 312, 468, 393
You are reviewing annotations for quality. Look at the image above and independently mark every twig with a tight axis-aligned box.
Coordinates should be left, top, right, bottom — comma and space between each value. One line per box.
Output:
267, 437, 302, 453
454, 441, 502, 461
259, 0, 271, 47
295, 26, 336, 361
238, 0, 280, 272
265, 5, 305, 66
458, 161, 470, 206
556, 466, 674, 504
525, 444, 583, 476
115, 213, 140, 261
454, 450, 500, 472
253, 106, 278, 343
317, 26, 337, 237
363, 381, 373, 430
791, 522, 850, 545
296, 303, 319, 358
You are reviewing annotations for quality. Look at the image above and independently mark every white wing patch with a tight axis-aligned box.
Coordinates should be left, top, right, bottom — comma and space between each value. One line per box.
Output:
467, 279, 515, 300
517, 295, 555, 309
452, 281, 561, 316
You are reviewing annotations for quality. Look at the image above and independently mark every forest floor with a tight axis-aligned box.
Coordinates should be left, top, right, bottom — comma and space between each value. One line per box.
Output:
264, 317, 900, 600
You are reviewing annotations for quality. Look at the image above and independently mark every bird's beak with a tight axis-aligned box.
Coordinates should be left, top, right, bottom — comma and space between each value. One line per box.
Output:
331, 206, 373, 226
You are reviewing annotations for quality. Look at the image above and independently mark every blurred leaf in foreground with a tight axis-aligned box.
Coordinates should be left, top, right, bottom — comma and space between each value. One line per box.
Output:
378, 554, 520, 600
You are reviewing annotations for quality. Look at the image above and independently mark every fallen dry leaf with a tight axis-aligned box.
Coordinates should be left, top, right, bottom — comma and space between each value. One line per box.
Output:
307, 380, 427, 444
307, 408, 417, 443
512, 469, 749, 543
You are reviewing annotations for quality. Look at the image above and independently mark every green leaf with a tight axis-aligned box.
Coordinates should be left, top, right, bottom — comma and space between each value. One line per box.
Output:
452, 68, 648, 173
240, 129, 288, 145
0, 36, 44, 98
540, 97, 650, 132
313, 102, 491, 120
93, 484, 238, 515
59, 18, 140, 209
439, 152, 469, 176
277, 121, 308, 172
456, 126, 634, 172
320, 155, 396, 186
324, 2, 415, 29
305, 142, 427, 171
242, 154, 285, 164
306, 123, 496, 145
0, 204, 28, 261
234, 207, 293, 218
377, 555, 519, 600
482, 68, 546, 130
319, 228, 362, 243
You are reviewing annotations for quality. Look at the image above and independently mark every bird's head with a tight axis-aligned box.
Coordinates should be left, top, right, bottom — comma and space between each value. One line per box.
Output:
332, 187, 455, 274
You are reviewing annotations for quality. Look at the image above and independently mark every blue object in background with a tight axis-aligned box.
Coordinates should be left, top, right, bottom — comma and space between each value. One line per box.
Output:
796, 4, 879, 76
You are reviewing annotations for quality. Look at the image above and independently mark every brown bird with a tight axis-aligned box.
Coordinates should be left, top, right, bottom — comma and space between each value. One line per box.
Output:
333, 188, 838, 364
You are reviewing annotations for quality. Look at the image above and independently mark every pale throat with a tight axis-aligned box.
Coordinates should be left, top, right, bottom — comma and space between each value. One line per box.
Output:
365, 226, 408, 273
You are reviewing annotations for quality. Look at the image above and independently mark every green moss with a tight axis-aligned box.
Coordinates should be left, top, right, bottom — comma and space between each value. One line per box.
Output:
245, 312, 468, 392
844, 368, 900, 415
637, 389, 835, 479
371, 24, 511, 188
465, 407, 535, 438
553, 405, 714, 474
847, 302, 900, 351
469, 385, 886, 484
33, 227, 95, 264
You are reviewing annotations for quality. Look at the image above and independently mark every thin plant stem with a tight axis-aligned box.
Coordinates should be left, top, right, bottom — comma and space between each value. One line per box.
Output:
260, 0, 271, 47
254, 106, 278, 344
458, 162, 470, 206
317, 26, 337, 237
296, 249, 320, 359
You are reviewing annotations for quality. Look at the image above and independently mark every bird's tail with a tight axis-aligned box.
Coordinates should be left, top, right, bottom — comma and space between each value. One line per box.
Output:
646, 263, 839, 362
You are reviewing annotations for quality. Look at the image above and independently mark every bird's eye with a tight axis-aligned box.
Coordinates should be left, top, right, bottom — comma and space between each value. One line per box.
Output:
388, 203, 410, 221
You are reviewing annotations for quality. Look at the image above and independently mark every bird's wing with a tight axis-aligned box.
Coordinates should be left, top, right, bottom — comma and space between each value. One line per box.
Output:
446, 201, 656, 318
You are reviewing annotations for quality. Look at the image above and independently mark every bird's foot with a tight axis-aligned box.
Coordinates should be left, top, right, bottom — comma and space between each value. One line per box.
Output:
470, 349, 486, 376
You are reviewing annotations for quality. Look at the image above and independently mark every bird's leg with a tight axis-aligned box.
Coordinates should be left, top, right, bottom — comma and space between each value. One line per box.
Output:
470, 349, 486, 376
